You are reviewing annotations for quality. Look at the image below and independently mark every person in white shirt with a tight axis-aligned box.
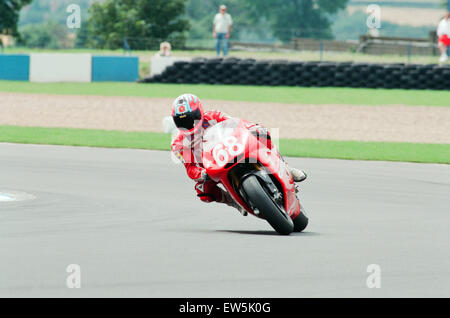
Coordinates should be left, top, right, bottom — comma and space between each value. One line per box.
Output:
437, 12, 450, 63
213, 5, 233, 56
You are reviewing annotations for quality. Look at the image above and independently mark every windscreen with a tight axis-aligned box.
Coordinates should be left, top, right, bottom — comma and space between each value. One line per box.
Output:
202, 118, 249, 169
203, 118, 242, 152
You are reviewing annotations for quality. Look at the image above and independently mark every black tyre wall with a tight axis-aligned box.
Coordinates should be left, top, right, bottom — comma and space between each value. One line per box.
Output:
139, 58, 450, 90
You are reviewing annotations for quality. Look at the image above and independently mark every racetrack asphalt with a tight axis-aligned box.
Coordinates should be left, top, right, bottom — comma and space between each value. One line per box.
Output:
0, 143, 449, 297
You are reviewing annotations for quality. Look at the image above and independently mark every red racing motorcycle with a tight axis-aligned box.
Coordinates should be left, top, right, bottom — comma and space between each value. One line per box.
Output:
202, 118, 308, 235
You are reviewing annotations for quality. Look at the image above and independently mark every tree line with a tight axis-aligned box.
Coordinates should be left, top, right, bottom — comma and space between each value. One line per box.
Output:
1, 0, 352, 49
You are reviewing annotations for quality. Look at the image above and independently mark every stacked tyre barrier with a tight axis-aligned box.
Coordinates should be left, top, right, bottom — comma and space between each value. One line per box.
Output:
141, 58, 450, 90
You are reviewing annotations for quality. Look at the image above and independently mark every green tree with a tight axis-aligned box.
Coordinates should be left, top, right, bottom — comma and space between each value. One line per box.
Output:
18, 20, 71, 49
75, 25, 89, 48
245, 0, 348, 42
87, 0, 190, 50
19, 0, 94, 26
0, 0, 32, 36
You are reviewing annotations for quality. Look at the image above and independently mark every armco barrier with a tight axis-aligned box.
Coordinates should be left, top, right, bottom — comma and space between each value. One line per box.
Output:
92, 56, 139, 82
0, 54, 30, 81
140, 58, 450, 90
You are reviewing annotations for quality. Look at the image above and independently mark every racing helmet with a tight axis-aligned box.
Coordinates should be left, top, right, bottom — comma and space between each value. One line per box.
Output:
171, 94, 204, 136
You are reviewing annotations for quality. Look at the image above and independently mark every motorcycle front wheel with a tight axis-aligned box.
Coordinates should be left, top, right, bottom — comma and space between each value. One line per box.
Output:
241, 175, 294, 235
293, 204, 309, 232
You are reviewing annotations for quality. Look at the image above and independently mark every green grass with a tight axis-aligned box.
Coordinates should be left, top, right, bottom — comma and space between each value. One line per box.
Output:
3, 47, 441, 65
280, 139, 450, 164
0, 126, 448, 164
1, 81, 450, 107
0, 126, 171, 151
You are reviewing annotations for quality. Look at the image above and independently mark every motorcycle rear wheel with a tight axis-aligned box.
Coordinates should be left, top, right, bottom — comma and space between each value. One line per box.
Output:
241, 175, 294, 235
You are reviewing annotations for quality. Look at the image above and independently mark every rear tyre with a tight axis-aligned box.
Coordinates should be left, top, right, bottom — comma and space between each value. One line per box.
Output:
293, 204, 309, 232
241, 175, 294, 235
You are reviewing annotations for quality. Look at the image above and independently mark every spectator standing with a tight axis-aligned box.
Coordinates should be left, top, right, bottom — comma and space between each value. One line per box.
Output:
437, 12, 450, 63
213, 5, 233, 56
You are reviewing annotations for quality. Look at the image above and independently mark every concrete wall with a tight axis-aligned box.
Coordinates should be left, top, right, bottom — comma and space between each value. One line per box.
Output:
151, 56, 191, 77
0, 53, 139, 82
30, 53, 92, 83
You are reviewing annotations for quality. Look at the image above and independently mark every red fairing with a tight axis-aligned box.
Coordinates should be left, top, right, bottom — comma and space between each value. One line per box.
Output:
171, 110, 232, 181
201, 119, 301, 220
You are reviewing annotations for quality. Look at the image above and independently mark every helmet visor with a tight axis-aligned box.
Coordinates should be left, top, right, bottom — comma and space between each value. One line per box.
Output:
173, 108, 202, 131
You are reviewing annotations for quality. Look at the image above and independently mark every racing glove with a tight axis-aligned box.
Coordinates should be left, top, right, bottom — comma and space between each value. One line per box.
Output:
200, 169, 209, 181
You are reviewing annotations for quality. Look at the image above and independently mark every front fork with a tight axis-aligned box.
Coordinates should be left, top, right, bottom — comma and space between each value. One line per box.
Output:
233, 166, 284, 215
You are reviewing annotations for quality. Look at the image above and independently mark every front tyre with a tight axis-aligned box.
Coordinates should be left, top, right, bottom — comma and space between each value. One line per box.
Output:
293, 204, 309, 232
241, 175, 294, 235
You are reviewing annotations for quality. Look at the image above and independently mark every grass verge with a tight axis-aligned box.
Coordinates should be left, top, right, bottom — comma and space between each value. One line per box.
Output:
0, 126, 448, 164
3, 47, 440, 65
1, 81, 450, 107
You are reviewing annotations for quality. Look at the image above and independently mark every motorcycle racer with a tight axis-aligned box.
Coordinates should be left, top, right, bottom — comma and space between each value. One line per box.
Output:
170, 93, 307, 215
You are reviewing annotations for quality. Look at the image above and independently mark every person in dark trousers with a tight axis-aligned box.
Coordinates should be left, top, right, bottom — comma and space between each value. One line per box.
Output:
213, 5, 233, 56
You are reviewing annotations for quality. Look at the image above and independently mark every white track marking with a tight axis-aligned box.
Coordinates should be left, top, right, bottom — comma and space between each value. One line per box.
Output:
0, 191, 36, 202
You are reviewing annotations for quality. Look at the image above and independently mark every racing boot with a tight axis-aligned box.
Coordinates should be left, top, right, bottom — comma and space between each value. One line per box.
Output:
289, 168, 307, 183
222, 191, 248, 216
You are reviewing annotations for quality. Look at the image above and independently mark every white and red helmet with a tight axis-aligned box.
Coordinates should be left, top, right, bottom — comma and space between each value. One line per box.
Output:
171, 94, 204, 136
